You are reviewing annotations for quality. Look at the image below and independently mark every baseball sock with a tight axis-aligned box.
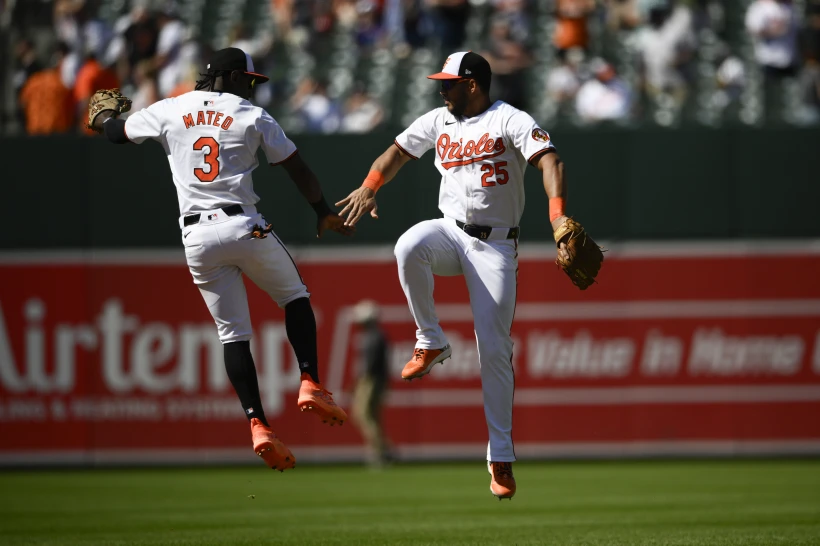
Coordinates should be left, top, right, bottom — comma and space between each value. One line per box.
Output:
284, 297, 320, 383
223, 341, 269, 426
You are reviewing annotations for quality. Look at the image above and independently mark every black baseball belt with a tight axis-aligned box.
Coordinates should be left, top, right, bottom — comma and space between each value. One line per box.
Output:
456, 220, 519, 240
183, 204, 245, 227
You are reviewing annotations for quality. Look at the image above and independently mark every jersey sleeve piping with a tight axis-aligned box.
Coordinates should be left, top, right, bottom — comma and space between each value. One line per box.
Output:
528, 148, 555, 165
269, 149, 298, 166
394, 140, 418, 160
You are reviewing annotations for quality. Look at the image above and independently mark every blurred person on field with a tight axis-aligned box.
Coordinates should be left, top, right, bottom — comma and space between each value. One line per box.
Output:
482, 12, 531, 109
290, 77, 342, 133
576, 58, 632, 122
19, 43, 75, 135
638, 0, 697, 106
351, 300, 393, 468
342, 83, 385, 132
553, 0, 596, 53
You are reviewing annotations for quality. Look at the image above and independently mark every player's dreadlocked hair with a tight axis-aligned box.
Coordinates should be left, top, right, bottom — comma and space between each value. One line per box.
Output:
195, 70, 228, 91
195, 71, 214, 91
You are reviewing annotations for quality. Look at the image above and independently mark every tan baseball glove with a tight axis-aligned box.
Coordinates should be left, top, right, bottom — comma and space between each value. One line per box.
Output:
554, 218, 605, 290
86, 89, 132, 133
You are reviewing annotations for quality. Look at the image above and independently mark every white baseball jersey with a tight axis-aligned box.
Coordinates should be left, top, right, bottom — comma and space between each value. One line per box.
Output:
394, 101, 555, 228
124, 90, 297, 217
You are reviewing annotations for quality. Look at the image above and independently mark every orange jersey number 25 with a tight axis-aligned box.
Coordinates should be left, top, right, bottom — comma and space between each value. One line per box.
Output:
193, 137, 220, 182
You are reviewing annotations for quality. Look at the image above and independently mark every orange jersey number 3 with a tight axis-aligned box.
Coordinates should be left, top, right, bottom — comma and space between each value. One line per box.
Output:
193, 137, 220, 182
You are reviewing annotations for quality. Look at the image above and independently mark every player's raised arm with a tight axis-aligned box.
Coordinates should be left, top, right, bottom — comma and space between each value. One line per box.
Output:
336, 143, 412, 227
279, 152, 355, 238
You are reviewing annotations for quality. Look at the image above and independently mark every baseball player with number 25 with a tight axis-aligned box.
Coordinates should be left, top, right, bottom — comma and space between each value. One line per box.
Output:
87, 48, 354, 473
337, 52, 603, 500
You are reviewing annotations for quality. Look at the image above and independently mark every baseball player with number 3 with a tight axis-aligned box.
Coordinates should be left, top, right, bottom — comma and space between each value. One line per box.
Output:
337, 52, 603, 500
87, 48, 354, 473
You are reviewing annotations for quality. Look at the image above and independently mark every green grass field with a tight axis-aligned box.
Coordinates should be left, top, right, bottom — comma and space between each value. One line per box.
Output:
0, 460, 819, 545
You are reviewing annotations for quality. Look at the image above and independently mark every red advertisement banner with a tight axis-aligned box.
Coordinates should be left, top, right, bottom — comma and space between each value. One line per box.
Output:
1, 242, 820, 464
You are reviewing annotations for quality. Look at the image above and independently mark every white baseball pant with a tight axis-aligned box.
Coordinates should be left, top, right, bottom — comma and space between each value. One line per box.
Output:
394, 217, 518, 462
181, 205, 309, 342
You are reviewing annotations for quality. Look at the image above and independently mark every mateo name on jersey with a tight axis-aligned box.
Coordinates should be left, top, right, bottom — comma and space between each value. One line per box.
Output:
436, 132, 506, 169
182, 110, 235, 130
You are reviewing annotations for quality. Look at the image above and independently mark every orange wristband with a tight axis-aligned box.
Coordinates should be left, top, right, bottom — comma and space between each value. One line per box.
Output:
549, 197, 565, 222
362, 170, 385, 193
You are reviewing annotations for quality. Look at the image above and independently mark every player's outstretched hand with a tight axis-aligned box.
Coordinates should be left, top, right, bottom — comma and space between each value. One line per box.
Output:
317, 213, 355, 238
335, 187, 378, 227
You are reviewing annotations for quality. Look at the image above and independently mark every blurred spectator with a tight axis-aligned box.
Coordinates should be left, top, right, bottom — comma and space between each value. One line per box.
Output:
19, 44, 75, 135
806, 0, 820, 61
553, 0, 596, 53
384, 0, 428, 50
12, 38, 44, 126
745, 0, 799, 76
355, 1, 384, 49
155, 6, 186, 99
576, 58, 632, 122
350, 300, 393, 468
122, 6, 158, 81
714, 48, 746, 109
482, 13, 532, 109
638, 1, 697, 106
73, 51, 119, 135
426, 0, 470, 51
605, 0, 641, 31
547, 47, 584, 106
125, 60, 158, 115
341, 83, 385, 132
491, 0, 531, 42
53, 0, 111, 89
290, 77, 342, 133
746, 0, 799, 122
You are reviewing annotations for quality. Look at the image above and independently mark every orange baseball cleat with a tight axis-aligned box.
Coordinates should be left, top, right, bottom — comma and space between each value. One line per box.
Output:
488, 461, 516, 500
250, 418, 295, 472
298, 373, 348, 426
401, 345, 452, 381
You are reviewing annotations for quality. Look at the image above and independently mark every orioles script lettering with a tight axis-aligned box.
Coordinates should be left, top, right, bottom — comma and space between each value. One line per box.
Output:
437, 133, 506, 169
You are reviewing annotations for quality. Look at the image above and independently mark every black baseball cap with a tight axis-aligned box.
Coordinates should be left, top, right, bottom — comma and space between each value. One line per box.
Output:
428, 51, 491, 87
207, 47, 269, 83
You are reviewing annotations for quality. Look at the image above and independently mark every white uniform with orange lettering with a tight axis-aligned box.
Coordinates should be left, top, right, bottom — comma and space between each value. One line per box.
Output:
393, 100, 555, 462
124, 90, 308, 342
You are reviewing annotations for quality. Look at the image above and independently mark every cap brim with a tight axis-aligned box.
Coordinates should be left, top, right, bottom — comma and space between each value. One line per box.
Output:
427, 72, 462, 80
247, 72, 269, 83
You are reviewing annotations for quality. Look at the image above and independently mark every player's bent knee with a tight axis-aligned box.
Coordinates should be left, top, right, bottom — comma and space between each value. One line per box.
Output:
394, 232, 425, 264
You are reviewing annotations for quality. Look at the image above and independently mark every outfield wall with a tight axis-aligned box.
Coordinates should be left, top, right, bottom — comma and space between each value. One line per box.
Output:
3, 127, 820, 250
1, 241, 819, 465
